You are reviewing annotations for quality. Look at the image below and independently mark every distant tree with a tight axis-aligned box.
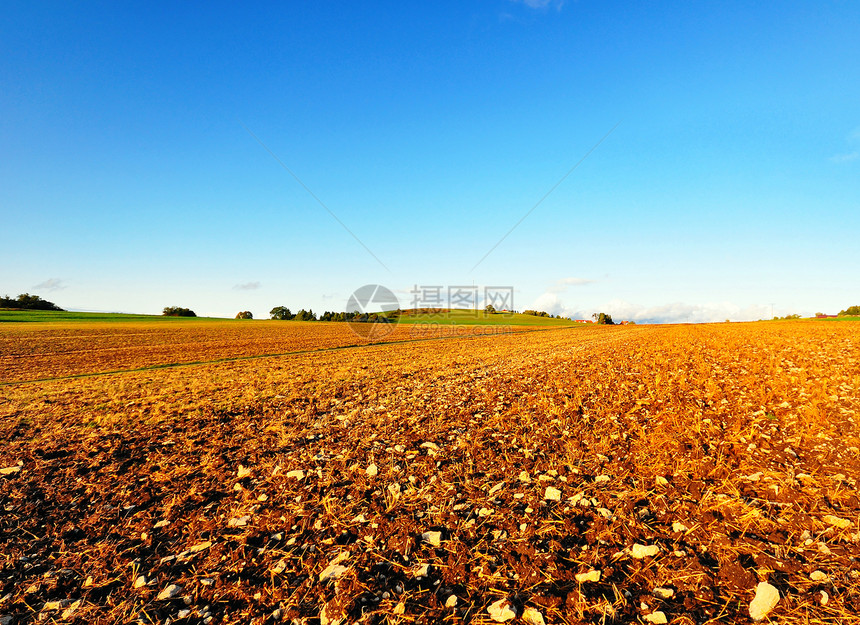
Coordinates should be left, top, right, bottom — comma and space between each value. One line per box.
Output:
269, 306, 294, 320
162, 306, 196, 317
484, 304, 496, 314
839, 305, 860, 316
294, 308, 317, 321
593, 312, 614, 325
0, 293, 64, 311
235, 311, 253, 319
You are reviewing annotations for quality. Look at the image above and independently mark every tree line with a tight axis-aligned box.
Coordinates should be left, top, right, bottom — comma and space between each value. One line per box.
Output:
0, 293, 64, 311
269, 306, 394, 323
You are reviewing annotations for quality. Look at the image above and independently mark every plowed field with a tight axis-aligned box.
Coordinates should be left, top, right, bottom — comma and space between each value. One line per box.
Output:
1, 321, 859, 624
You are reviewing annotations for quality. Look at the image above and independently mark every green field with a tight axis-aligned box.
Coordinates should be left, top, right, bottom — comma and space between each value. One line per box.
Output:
0, 308, 582, 326
0, 309, 223, 323
393, 308, 579, 326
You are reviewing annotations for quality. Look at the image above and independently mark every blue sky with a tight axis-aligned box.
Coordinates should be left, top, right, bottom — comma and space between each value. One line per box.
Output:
2, 1, 858, 322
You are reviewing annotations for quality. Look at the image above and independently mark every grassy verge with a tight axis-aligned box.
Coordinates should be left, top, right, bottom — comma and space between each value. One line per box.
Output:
393, 309, 579, 326
0, 309, 226, 323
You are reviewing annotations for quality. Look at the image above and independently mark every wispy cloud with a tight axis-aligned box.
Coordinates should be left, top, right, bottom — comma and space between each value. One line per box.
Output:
512, 0, 565, 9
233, 281, 261, 291
531, 293, 786, 324
33, 278, 66, 292
830, 127, 860, 162
547, 276, 595, 293
830, 151, 859, 163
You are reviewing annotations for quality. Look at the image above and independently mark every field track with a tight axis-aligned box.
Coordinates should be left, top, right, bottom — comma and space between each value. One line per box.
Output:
1, 321, 859, 624
0, 321, 539, 385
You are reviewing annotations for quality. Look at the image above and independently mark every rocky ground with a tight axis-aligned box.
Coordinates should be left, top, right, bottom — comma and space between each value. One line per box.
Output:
1, 321, 859, 624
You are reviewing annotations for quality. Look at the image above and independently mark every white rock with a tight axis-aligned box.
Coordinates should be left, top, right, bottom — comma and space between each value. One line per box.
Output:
413, 564, 430, 578
672, 522, 688, 533
820, 590, 829, 605
422, 531, 442, 547
521, 607, 546, 625
271, 560, 287, 575
319, 563, 348, 582
594, 475, 611, 483
228, 515, 251, 527
445, 595, 458, 608
655, 476, 669, 487
366, 463, 378, 477
178, 609, 191, 619
420, 442, 440, 451
487, 598, 517, 622
518, 471, 531, 483
133, 575, 147, 588
823, 515, 852, 529
477, 507, 494, 517
157, 584, 182, 600
810, 570, 828, 582
653, 587, 674, 599
320, 552, 350, 581
544, 486, 562, 502
237, 465, 252, 479
643, 611, 668, 624
286, 469, 304, 480
749, 582, 779, 621
630, 544, 660, 559
575, 570, 601, 583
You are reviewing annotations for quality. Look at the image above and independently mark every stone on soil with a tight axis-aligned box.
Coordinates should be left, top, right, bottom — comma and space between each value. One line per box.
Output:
487, 598, 517, 622
823, 515, 852, 529
749, 582, 779, 621
630, 544, 660, 559
522, 607, 546, 625
157, 584, 182, 600
575, 570, 601, 583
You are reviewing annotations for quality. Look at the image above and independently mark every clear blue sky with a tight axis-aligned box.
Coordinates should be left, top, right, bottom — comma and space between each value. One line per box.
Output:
3, 1, 858, 322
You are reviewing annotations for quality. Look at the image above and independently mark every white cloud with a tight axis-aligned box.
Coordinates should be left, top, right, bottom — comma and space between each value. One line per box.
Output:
529, 293, 786, 324
830, 151, 859, 163
829, 127, 860, 162
548, 276, 595, 293
233, 281, 261, 291
33, 278, 66, 292
512, 0, 565, 10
